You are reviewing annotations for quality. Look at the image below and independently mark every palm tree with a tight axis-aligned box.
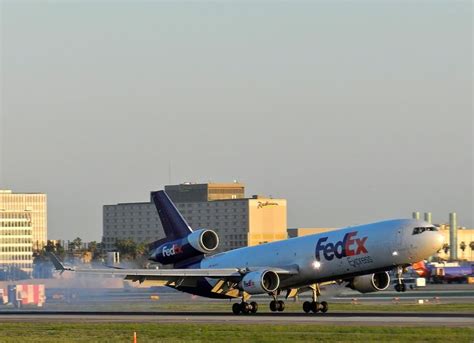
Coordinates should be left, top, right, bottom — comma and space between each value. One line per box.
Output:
460, 241, 467, 258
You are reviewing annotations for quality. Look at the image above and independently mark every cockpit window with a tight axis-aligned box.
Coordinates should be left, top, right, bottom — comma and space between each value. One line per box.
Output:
412, 226, 438, 235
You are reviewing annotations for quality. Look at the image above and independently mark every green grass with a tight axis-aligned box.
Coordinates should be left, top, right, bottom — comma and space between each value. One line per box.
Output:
21, 301, 474, 313
0, 323, 472, 343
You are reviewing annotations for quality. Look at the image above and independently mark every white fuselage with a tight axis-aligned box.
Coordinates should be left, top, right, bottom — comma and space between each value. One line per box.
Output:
200, 219, 444, 289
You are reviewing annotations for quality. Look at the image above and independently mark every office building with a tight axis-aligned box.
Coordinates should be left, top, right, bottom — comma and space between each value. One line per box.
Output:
0, 190, 47, 250
0, 212, 34, 277
164, 182, 245, 202
102, 183, 287, 252
287, 227, 338, 238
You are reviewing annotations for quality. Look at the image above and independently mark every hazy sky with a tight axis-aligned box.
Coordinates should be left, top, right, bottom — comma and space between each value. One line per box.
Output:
1, 1, 472, 241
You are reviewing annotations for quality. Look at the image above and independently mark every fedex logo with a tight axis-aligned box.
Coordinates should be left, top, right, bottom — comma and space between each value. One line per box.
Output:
162, 244, 183, 257
315, 231, 368, 261
243, 280, 255, 288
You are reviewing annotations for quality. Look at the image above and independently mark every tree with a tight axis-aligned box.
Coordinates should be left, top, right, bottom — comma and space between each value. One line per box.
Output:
54, 241, 66, 258
460, 241, 466, 252
470, 241, 474, 251
442, 243, 449, 254
136, 242, 149, 257
115, 239, 138, 259
39, 240, 65, 259
71, 237, 83, 251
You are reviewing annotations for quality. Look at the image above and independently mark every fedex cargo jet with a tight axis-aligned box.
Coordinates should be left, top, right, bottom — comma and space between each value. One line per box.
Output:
51, 191, 445, 314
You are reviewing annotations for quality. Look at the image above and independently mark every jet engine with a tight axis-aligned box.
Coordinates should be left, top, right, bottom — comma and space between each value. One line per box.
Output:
240, 270, 280, 295
350, 272, 390, 293
187, 229, 219, 254
151, 229, 219, 265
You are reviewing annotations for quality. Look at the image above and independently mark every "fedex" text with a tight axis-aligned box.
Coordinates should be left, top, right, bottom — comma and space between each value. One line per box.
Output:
162, 244, 183, 257
315, 231, 368, 261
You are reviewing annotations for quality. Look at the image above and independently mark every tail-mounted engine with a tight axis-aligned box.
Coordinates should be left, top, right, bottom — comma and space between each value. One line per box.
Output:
350, 272, 390, 293
239, 270, 280, 295
151, 229, 219, 265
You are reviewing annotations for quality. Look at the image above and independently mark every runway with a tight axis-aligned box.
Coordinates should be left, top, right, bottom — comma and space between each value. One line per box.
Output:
0, 311, 473, 326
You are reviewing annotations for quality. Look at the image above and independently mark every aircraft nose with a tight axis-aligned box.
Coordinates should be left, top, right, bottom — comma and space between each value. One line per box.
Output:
433, 231, 445, 250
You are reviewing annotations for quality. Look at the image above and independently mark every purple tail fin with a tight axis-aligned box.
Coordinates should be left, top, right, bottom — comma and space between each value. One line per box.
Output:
150, 191, 192, 247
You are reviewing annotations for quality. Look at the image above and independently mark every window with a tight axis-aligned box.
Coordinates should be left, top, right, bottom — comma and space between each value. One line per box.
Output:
412, 226, 438, 235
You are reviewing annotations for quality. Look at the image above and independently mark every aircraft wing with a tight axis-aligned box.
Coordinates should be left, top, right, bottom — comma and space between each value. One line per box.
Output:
49, 253, 297, 281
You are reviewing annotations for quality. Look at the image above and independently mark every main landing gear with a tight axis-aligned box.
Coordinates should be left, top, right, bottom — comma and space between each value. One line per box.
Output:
394, 266, 407, 292
232, 301, 258, 315
232, 292, 286, 314
302, 284, 329, 314
269, 293, 285, 312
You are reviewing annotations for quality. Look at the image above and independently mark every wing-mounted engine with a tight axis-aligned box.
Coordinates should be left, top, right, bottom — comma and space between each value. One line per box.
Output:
151, 229, 219, 265
239, 270, 280, 295
349, 272, 390, 293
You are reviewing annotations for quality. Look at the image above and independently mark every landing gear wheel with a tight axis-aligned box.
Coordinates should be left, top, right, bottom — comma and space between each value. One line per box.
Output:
277, 300, 285, 312
311, 301, 320, 313
250, 301, 258, 314
270, 300, 278, 312
320, 301, 328, 313
241, 302, 251, 314
395, 282, 406, 292
232, 303, 241, 315
303, 301, 312, 313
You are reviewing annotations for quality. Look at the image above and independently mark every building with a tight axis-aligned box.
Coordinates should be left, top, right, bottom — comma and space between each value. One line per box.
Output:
102, 183, 287, 252
164, 182, 245, 202
0, 190, 47, 251
436, 225, 474, 261
288, 227, 338, 239
0, 212, 34, 278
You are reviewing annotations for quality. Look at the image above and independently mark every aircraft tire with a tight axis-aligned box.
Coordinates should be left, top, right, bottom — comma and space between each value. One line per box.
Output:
241, 302, 251, 314
303, 301, 312, 313
232, 303, 241, 315
250, 301, 258, 314
320, 301, 328, 313
311, 301, 320, 313
277, 300, 285, 312
270, 300, 278, 312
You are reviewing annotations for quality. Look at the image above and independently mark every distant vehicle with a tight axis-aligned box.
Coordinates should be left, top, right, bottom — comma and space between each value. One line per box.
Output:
51, 191, 444, 314
0, 284, 46, 308
412, 261, 474, 283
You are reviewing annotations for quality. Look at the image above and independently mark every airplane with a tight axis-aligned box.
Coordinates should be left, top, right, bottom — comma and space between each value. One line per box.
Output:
412, 260, 474, 284
50, 190, 445, 315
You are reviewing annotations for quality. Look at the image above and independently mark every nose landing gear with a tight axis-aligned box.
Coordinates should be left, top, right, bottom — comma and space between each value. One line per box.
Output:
394, 266, 407, 292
